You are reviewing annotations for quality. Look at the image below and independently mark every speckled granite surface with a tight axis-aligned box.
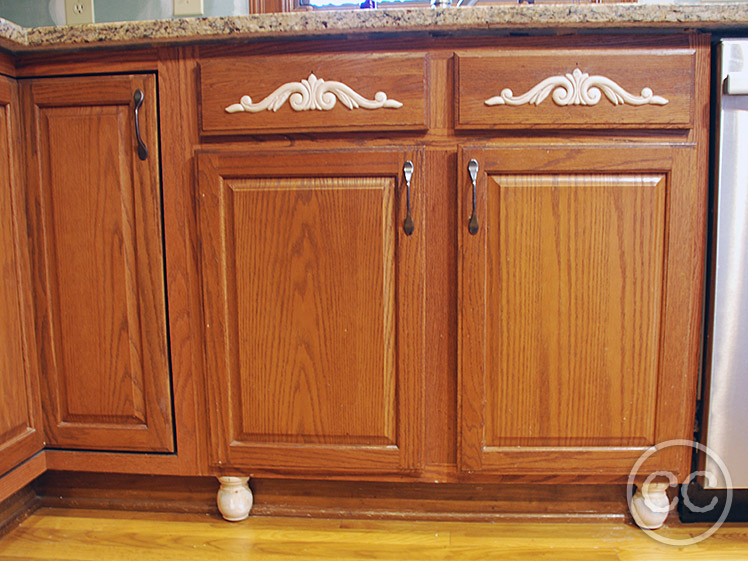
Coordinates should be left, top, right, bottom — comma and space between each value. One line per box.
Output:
0, 17, 27, 51
2, 4, 748, 53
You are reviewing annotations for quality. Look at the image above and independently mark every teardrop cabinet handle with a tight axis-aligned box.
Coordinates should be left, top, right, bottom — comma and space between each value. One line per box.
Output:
403, 160, 414, 236
468, 159, 479, 235
133, 89, 148, 161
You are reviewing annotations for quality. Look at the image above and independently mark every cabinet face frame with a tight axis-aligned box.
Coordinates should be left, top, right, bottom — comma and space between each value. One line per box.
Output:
196, 149, 425, 474
458, 144, 703, 479
0, 75, 45, 476
22, 73, 175, 453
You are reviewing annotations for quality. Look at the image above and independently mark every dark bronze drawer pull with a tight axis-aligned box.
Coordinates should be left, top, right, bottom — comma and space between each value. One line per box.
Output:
133, 89, 148, 161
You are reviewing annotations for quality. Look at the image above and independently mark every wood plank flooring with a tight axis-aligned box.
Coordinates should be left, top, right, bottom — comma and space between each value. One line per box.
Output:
0, 508, 746, 560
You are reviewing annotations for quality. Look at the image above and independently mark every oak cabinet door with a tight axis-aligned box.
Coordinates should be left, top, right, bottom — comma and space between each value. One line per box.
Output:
197, 149, 424, 473
458, 145, 703, 477
0, 76, 44, 476
24, 75, 174, 452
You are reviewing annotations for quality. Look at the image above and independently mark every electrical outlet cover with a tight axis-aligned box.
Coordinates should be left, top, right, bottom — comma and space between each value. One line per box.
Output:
174, 0, 204, 16
65, 0, 94, 24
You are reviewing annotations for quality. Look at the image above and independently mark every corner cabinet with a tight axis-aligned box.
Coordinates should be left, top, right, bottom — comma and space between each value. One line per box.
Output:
196, 149, 425, 473
22, 74, 174, 452
458, 144, 701, 478
0, 75, 44, 476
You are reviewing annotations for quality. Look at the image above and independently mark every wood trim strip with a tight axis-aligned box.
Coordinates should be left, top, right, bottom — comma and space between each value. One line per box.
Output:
0, 52, 16, 79
155, 46, 205, 475
36, 472, 628, 520
0, 485, 40, 539
0, 453, 46, 505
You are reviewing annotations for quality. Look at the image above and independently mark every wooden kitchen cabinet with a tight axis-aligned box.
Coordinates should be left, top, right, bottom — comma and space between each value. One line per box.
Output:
196, 149, 425, 474
0, 31, 709, 526
458, 144, 702, 478
22, 74, 174, 452
196, 34, 706, 494
0, 75, 44, 477
451, 35, 707, 494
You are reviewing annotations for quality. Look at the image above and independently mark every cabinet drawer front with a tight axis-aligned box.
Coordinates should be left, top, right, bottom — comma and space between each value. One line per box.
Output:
456, 50, 694, 129
199, 54, 428, 135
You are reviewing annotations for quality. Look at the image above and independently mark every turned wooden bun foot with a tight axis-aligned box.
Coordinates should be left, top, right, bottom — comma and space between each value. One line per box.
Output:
216, 476, 253, 521
630, 482, 671, 530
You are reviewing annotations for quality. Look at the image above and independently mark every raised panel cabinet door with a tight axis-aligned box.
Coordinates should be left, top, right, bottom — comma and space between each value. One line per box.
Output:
458, 145, 704, 478
23, 74, 174, 452
0, 76, 44, 476
197, 149, 424, 473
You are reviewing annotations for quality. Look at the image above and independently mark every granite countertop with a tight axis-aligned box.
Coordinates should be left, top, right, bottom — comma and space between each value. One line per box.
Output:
2, 4, 748, 53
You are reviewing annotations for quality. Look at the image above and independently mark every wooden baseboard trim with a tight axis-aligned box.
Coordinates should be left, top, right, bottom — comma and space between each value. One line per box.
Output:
251, 505, 625, 522
0, 452, 46, 504
251, 478, 628, 521
38, 472, 219, 514
43, 449, 199, 476
0, 485, 41, 538
37, 471, 629, 521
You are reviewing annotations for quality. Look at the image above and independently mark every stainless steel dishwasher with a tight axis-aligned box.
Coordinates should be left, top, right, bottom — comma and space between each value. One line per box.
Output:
702, 38, 748, 491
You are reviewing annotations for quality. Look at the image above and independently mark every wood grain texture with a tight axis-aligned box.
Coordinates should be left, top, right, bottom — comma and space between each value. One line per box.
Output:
424, 149, 458, 468
456, 49, 694, 129
152, 46, 204, 473
459, 144, 702, 477
197, 34, 697, 62
485, 172, 665, 447
0, 454, 46, 505
231, 177, 396, 444
2, 508, 748, 561
0, 93, 31, 470
14, 49, 159, 79
421, 46, 459, 469
4, 33, 709, 489
249, 479, 629, 520
196, 149, 424, 474
656, 32, 710, 479
0, 47, 207, 476
198, 53, 429, 135
35, 471, 630, 520
248, 0, 292, 13
23, 74, 173, 452
0, 485, 39, 539
0, 75, 44, 478
0, 52, 15, 79
37, 472, 219, 514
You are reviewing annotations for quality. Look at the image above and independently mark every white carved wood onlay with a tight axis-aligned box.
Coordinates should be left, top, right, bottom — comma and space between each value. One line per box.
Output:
225, 73, 403, 114
484, 68, 669, 107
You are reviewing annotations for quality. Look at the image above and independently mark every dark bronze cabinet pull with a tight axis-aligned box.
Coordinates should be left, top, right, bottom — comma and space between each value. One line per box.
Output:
403, 160, 414, 236
133, 89, 148, 161
468, 159, 479, 235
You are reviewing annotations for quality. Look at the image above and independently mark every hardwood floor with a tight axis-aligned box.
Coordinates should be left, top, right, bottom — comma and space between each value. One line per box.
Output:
0, 508, 747, 560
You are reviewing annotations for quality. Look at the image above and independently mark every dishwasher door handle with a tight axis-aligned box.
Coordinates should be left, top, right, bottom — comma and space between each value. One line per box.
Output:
725, 72, 748, 95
